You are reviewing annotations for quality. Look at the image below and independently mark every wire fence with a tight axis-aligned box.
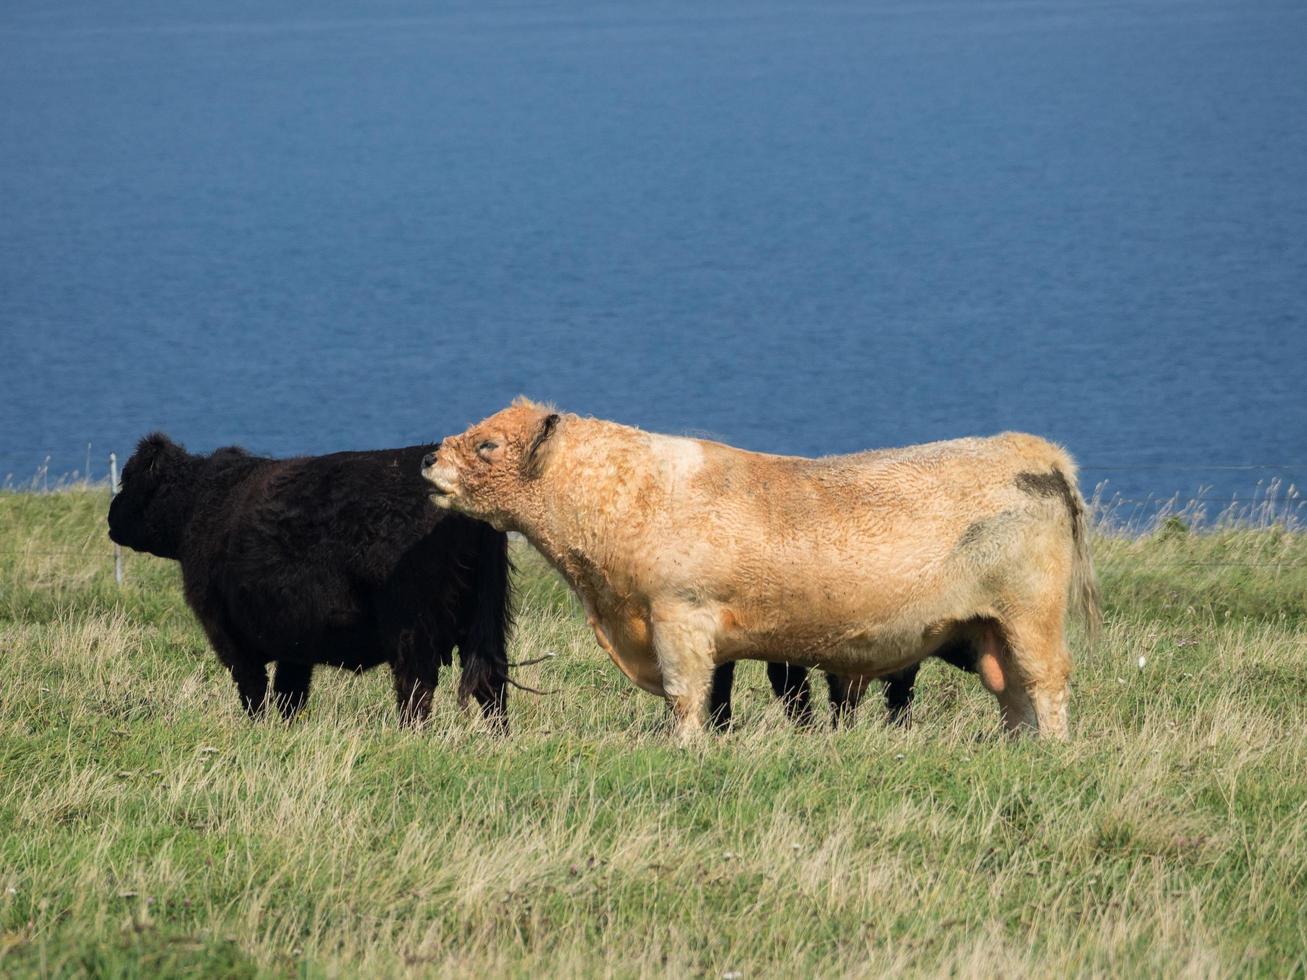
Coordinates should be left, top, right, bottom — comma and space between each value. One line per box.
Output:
1082, 465, 1304, 480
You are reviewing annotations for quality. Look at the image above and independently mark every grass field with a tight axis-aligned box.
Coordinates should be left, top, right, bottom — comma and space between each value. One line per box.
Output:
1, 489, 1305, 977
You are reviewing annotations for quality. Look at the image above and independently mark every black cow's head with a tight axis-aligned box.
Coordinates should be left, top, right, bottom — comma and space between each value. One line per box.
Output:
107, 433, 193, 559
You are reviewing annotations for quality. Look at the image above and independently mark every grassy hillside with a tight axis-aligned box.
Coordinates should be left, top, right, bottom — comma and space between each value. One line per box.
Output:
1, 490, 1304, 977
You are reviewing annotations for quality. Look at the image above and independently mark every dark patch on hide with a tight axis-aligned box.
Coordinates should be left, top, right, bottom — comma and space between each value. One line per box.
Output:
957, 518, 989, 550
1015, 467, 1082, 543
954, 510, 1020, 557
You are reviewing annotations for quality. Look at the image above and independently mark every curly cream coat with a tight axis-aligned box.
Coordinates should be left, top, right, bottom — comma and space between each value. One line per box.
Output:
425, 399, 1098, 740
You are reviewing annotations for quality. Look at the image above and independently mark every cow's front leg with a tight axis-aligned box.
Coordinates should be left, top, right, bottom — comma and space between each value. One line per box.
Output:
230, 661, 268, 718
200, 617, 267, 719
272, 661, 313, 720
651, 612, 716, 744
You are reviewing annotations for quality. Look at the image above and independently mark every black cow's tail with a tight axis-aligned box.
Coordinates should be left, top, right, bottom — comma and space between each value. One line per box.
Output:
457, 523, 513, 730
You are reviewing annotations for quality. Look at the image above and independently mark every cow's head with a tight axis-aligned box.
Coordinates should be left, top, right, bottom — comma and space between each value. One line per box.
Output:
422, 398, 561, 528
107, 433, 194, 559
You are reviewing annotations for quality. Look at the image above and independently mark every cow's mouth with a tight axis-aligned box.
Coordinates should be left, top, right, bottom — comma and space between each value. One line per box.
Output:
426, 480, 458, 508
423, 463, 461, 506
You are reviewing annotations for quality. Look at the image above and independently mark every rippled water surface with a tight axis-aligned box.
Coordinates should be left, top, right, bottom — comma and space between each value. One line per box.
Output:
2, 1, 1305, 516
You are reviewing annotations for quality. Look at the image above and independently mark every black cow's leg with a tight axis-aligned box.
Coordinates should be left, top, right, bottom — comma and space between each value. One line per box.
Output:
272, 661, 313, 720
828, 674, 873, 729
470, 680, 509, 735
767, 662, 814, 726
229, 661, 268, 718
827, 673, 851, 728
200, 617, 267, 719
934, 639, 979, 676
392, 669, 436, 727
881, 662, 922, 728
708, 662, 736, 732
454, 621, 509, 735
391, 645, 439, 727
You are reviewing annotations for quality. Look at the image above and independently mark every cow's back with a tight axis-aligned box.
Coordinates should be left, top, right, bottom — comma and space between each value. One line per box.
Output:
643, 432, 1068, 570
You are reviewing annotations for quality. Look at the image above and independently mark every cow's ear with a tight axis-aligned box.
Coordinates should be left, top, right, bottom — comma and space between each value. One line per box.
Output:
522, 413, 560, 479
135, 432, 179, 474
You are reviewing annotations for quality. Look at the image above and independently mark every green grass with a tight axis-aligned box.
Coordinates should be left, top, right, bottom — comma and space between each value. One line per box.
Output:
1, 489, 1304, 977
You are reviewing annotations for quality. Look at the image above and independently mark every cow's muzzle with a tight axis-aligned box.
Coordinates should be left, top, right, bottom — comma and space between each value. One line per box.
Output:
421, 458, 459, 505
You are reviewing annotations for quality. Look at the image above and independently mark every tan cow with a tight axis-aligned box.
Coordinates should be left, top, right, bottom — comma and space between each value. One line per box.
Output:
423, 399, 1099, 740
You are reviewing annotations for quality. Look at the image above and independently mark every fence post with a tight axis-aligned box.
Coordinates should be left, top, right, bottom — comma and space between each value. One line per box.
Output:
109, 452, 123, 586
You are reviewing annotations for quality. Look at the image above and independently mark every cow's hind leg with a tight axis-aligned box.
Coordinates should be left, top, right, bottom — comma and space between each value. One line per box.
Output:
392, 663, 438, 727
391, 631, 442, 728
453, 625, 508, 735
882, 640, 976, 729
767, 662, 814, 726
979, 617, 1071, 740
467, 673, 508, 735
708, 662, 736, 732
828, 673, 872, 729
881, 662, 921, 728
272, 661, 313, 720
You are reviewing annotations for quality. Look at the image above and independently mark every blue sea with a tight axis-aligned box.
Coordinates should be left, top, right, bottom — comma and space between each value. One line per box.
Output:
2, 1, 1304, 522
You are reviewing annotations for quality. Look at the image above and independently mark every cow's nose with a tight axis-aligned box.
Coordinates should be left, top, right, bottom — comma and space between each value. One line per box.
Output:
421, 452, 437, 469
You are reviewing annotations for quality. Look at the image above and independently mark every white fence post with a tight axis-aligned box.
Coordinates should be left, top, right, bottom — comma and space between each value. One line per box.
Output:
109, 452, 123, 586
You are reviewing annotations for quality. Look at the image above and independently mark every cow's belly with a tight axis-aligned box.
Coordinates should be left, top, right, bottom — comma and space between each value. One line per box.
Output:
584, 563, 980, 695
716, 621, 929, 677
712, 577, 978, 677
281, 625, 390, 672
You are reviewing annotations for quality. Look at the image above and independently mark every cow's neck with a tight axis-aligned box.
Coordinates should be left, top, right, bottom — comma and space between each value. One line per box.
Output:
515, 422, 655, 611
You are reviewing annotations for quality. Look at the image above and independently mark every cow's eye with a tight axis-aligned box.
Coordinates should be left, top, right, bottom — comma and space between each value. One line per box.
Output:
477, 440, 499, 455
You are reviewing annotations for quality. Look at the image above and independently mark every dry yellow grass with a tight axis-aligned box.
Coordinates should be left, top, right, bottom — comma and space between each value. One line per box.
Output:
1, 490, 1305, 976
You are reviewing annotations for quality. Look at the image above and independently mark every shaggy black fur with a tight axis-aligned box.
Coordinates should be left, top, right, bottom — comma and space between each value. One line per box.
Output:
107, 434, 512, 729
709, 641, 978, 732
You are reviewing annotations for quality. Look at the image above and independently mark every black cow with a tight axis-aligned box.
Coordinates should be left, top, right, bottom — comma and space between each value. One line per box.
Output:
708, 643, 978, 731
107, 434, 512, 729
